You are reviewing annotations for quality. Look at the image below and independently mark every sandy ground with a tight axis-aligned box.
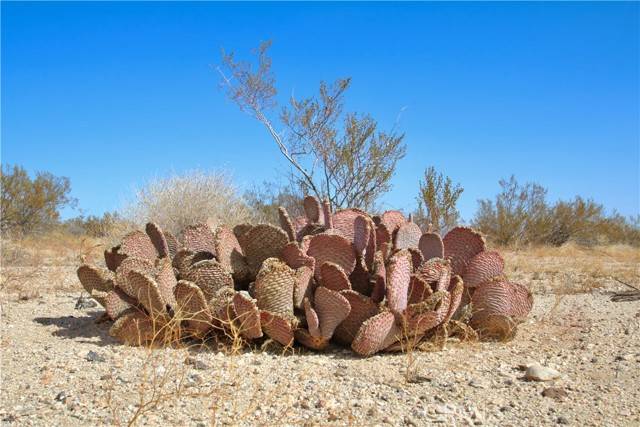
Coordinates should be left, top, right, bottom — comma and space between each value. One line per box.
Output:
1, 245, 639, 426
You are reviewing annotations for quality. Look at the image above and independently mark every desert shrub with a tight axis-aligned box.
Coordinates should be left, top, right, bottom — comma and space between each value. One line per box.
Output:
122, 170, 254, 237
474, 176, 640, 246
413, 166, 463, 234
1, 164, 76, 236
64, 212, 126, 237
243, 182, 304, 225
220, 41, 406, 211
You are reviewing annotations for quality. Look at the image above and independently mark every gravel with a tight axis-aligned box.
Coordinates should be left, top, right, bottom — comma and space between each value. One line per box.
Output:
1, 288, 638, 426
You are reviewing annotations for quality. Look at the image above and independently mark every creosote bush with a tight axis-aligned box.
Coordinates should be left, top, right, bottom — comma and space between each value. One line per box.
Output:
123, 170, 254, 237
474, 176, 640, 247
78, 196, 534, 356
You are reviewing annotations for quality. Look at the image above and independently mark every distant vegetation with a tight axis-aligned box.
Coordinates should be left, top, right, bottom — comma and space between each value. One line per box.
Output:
2, 163, 638, 248
473, 176, 640, 247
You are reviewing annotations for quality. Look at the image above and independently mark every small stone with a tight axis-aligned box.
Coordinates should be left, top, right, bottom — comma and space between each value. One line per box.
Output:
557, 415, 569, 424
542, 387, 568, 401
55, 391, 68, 403
524, 364, 560, 381
469, 380, 488, 389
316, 399, 326, 409
615, 354, 632, 362
75, 295, 97, 310
404, 415, 418, 426
85, 351, 106, 363
185, 357, 209, 370
407, 374, 432, 384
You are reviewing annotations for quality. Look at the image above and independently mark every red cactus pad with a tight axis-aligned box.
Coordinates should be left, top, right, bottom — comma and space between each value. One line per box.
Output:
281, 242, 315, 270
436, 264, 452, 292
232, 291, 263, 340
145, 222, 170, 258
293, 265, 315, 309
353, 215, 371, 256
174, 280, 213, 338
306, 233, 356, 281
278, 206, 297, 242
183, 259, 234, 302
443, 276, 464, 323
164, 231, 180, 258
154, 257, 177, 309
303, 298, 321, 338
77, 264, 114, 295
121, 230, 158, 262
470, 281, 533, 337
115, 257, 155, 299
314, 286, 351, 339
375, 223, 391, 249
295, 329, 330, 351
127, 270, 170, 324
320, 262, 352, 292
418, 232, 444, 261
407, 274, 432, 305
381, 210, 406, 234
463, 250, 505, 288
371, 251, 387, 303
351, 311, 401, 356
416, 257, 450, 284
443, 227, 485, 276
182, 223, 217, 256
215, 226, 250, 282
333, 290, 380, 345
109, 309, 158, 346
104, 245, 127, 272
407, 248, 424, 273
260, 311, 294, 346
240, 224, 290, 277
254, 258, 296, 319
404, 291, 451, 336
105, 288, 137, 320
303, 195, 321, 223
331, 208, 370, 245
386, 250, 412, 313
394, 222, 422, 250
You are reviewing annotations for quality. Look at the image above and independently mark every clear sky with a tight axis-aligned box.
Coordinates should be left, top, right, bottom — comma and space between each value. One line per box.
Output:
2, 1, 639, 221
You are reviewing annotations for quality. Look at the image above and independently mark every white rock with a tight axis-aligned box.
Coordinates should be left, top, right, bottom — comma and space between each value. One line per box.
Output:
524, 364, 560, 381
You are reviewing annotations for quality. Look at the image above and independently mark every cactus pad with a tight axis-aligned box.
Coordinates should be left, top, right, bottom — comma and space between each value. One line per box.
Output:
306, 233, 356, 281
333, 290, 379, 345
471, 280, 533, 337
314, 286, 351, 339
443, 227, 485, 276
254, 258, 295, 319
121, 230, 158, 261
240, 224, 289, 277
303, 195, 321, 223
278, 207, 297, 242
319, 262, 351, 291
77, 264, 114, 295
145, 222, 170, 258
174, 280, 213, 338
394, 222, 422, 250
303, 298, 321, 338
215, 226, 250, 282
232, 291, 263, 339
463, 250, 505, 288
183, 259, 234, 302
385, 250, 412, 313
351, 311, 401, 356
418, 232, 444, 261
260, 311, 294, 346
182, 223, 217, 256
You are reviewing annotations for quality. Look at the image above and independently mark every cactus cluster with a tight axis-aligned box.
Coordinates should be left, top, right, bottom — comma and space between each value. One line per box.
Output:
77, 196, 533, 356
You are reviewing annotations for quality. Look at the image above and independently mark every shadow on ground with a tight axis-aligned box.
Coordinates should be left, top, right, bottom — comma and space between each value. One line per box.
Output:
34, 310, 117, 347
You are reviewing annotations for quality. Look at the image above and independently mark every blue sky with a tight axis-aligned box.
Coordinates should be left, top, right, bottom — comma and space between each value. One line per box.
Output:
2, 2, 638, 221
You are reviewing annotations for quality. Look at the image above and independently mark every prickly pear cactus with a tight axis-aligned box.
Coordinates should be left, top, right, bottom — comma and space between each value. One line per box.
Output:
76, 198, 533, 356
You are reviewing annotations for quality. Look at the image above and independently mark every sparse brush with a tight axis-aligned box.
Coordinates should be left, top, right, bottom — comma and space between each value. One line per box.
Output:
77, 196, 534, 356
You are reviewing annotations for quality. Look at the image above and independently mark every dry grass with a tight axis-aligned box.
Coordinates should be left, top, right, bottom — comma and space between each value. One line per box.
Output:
498, 242, 640, 295
121, 169, 256, 239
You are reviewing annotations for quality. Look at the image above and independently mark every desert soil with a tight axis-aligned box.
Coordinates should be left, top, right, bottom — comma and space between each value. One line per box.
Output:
1, 247, 639, 426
